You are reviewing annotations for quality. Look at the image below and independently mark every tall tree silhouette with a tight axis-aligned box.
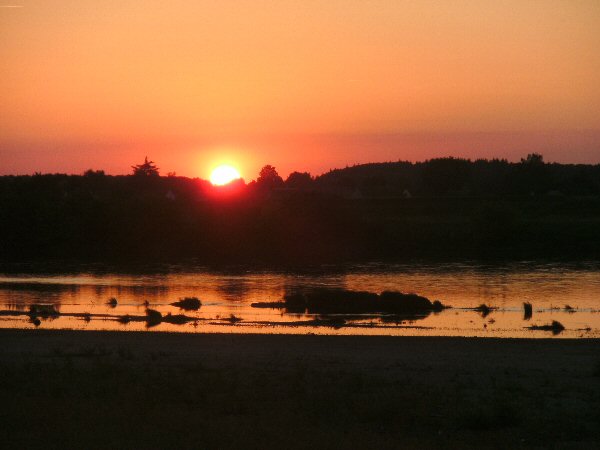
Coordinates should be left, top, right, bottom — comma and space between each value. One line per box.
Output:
285, 171, 313, 189
257, 165, 284, 190
132, 157, 160, 177
519, 153, 548, 194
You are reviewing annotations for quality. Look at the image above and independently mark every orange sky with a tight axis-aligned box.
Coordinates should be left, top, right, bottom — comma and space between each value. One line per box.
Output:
1, 0, 600, 179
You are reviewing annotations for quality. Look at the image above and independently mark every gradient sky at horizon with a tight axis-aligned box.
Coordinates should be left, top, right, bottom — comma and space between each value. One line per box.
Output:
1, 0, 600, 179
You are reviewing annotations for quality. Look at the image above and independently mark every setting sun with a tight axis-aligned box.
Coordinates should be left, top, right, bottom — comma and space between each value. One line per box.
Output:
210, 165, 241, 186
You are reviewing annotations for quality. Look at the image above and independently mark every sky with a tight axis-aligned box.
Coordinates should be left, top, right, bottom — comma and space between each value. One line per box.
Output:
1, 0, 600, 180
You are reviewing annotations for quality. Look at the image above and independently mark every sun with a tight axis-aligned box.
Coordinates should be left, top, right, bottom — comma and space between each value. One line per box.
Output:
210, 165, 241, 186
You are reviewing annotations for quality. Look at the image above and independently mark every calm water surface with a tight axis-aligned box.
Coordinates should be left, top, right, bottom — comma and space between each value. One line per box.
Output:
1, 262, 599, 338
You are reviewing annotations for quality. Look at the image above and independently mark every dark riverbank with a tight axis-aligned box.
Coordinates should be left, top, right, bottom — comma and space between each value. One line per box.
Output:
1, 330, 599, 449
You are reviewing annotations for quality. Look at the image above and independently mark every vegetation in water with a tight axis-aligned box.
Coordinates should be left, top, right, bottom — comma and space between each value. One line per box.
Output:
170, 297, 201, 311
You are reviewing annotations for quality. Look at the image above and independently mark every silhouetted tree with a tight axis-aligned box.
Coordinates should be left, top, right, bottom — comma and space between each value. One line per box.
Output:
84, 169, 105, 177
519, 153, 549, 193
132, 157, 160, 177
285, 171, 313, 189
256, 165, 284, 190
521, 153, 544, 166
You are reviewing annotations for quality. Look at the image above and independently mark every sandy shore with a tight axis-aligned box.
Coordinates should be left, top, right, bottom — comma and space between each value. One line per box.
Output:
1, 329, 599, 449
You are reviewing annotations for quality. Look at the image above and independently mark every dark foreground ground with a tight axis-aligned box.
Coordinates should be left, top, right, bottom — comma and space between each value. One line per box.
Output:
1, 330, 599, 449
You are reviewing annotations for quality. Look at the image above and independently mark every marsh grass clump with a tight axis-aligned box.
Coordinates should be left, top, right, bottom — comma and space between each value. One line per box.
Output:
146, 309, 162, 327
271, 288, 448, 315
432, 300, 445, 312
474, 304, 495, 317
170, 297, 201, 311
250, 301, 287, 309
28, 304, 57, 326
29, 304, 59, 318
523, 302, 533, 320
118, 315, 131, 324
163, 313, 194, 325
549, 320, 565, 334
528, 320, 565, 335
227, 314, 242, 324
317, 316, 346, 329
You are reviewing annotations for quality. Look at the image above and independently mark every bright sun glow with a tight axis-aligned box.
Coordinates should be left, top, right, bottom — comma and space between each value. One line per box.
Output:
210, 165, 241, 185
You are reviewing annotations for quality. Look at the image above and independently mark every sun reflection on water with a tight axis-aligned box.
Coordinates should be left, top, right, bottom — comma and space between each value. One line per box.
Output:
1, 262, 599, 338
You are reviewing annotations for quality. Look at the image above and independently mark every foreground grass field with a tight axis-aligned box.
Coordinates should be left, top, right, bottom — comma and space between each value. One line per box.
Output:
0, 330, 599, 449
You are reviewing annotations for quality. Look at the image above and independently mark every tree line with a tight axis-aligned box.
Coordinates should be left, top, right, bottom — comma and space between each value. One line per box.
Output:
1, 154, 599, 264
124, 153, 600, 198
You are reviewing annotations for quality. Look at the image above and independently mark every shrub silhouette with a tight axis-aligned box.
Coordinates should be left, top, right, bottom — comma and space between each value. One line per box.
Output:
285, 171, 313, 189
171, 297, 201, 311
